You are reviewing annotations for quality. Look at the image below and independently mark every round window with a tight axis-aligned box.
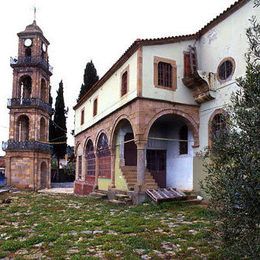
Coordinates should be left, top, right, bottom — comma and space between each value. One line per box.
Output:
217, 58, 235, 82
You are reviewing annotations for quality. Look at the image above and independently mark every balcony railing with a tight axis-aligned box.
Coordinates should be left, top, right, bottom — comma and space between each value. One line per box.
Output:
10, 56, 53, 74
7, 98, 53, 114
2, 140, 52, 153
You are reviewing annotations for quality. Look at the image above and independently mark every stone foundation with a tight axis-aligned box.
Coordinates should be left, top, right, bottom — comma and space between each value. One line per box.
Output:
5, 151, 51, 190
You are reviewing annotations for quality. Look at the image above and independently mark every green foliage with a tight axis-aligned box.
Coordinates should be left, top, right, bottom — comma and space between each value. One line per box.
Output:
0, 192, 219, 259
203, 17, 260, 258
52, 80, 67, 162
77, 60, 99, 101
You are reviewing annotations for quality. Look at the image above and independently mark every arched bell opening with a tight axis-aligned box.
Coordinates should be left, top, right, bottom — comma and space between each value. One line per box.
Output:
16, 115, 30, 142
40, 161, 48, 189
40, 117, 46, 141
40, 78, 48, 102
19, 75, 32, 99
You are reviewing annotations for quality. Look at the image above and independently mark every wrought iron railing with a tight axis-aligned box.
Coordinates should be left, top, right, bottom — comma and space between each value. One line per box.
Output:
2, 140, 52, 153
10, 56, 53, 74
7, 98, 53, 114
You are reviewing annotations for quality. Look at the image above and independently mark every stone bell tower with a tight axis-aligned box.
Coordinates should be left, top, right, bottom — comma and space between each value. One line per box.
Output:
3, 20, 53, 190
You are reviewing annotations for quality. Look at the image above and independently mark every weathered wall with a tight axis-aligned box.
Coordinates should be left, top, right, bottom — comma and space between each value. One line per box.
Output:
142, 41, 196, 105
197, 0, 258, 149
74, 51, 139, 136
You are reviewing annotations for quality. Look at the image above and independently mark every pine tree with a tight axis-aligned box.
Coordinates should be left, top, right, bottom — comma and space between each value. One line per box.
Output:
203, 16, 260, 258
77, 60, 99, 101
53, 81, 67, 170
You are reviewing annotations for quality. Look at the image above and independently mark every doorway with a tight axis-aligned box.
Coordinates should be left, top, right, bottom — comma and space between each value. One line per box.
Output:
124, 133, 137, 166
147, 149, 166, 188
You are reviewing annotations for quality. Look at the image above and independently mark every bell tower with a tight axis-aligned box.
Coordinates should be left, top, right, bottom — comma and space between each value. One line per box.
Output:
3, 20, 53, 190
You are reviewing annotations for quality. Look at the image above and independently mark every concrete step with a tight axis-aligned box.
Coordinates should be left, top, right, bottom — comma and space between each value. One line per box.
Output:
181, 199, 202, 205
115, 193, 131, 201
89, 192, 107, 199
108, 199, 127, 205
121, 166, 137, 172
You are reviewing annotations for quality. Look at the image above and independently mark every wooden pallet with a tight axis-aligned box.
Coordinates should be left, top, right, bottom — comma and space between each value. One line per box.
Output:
146, 188, 187, 203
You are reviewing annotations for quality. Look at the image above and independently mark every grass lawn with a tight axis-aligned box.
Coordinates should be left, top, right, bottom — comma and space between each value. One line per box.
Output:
0, 192, 219, 259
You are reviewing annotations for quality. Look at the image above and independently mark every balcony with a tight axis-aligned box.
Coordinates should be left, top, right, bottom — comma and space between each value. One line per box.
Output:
7, 98, 53, 114
2, 140, 52, 153
10, 56, 53, 75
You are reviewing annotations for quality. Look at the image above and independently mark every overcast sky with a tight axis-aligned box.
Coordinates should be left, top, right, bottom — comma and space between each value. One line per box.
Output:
0, 0, 237, 155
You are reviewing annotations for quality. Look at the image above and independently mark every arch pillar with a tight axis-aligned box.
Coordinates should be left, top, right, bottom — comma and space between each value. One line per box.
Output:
94, 150, 99, 190
109, 147, 116, 189
134, 140, 147, 191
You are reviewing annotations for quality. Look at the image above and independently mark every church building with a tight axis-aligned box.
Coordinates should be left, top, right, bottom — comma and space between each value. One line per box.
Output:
72, 0, 258, 202
3, 20, 52, 190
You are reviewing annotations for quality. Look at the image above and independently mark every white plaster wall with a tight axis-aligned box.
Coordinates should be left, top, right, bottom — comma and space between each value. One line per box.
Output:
142, 42, 197, 105
196, 1, 259, 149
147, 121, 194, 190
74, 52, 138, 135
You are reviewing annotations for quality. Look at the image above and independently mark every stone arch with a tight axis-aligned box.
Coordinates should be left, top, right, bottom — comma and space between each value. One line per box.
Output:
110, 116, 137, 166
40, 117, 46, 141
19, 75, 32, 99
40, 78, 48, 102
110, 115, 136, 148
145, 109, 199, 147
40, 161, 48, 189
16, 115, 30, 141
96, 132, 111, 178
85, 139, 95, 176
95, 129, 110, 151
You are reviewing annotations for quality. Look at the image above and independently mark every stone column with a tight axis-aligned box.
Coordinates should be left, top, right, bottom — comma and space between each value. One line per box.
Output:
82, 153, 87, 182
119, 132, 125, 166
135, 141, 147, 191
94, 151, 99, 190
110, 148, 116, 188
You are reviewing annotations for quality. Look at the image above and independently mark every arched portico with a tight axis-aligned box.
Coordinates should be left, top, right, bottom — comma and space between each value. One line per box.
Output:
144, 109, 199, 147
111, 118, 137, 190
146, 113, 196, 190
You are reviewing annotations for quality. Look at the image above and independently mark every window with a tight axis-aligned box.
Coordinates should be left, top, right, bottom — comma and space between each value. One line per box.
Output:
78, 155, 82, 179
217, 57, 235, 82
97, 133, 111, 178
158, 62, 172, 87
211, 113, 226, 139
154, 56, 177, 90
86, 140, 95, 176
81, 109, 84, 125
93, 98, 98, 117
179, 125, 188, 155
184, 52, 192, 78
121, 71, 128, 96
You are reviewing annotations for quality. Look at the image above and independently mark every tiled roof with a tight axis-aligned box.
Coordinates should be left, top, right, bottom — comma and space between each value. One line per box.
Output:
74, 0, 250, 109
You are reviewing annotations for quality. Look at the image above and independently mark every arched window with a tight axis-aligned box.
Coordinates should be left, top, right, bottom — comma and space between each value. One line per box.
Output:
86, 140, 95, 176
211, 113, 226, 139
179, 125, 188, 155
97, 133, 111, 178
40, 79, 47, 102
19, 75, 32, 99
16, 115, 29, 141
40, 161, 48, 189
40, 118, 46, 141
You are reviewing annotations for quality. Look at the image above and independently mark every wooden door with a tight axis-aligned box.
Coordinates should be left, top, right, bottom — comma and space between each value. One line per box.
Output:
147, 150, 167, 188
124, 133, 137, 166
